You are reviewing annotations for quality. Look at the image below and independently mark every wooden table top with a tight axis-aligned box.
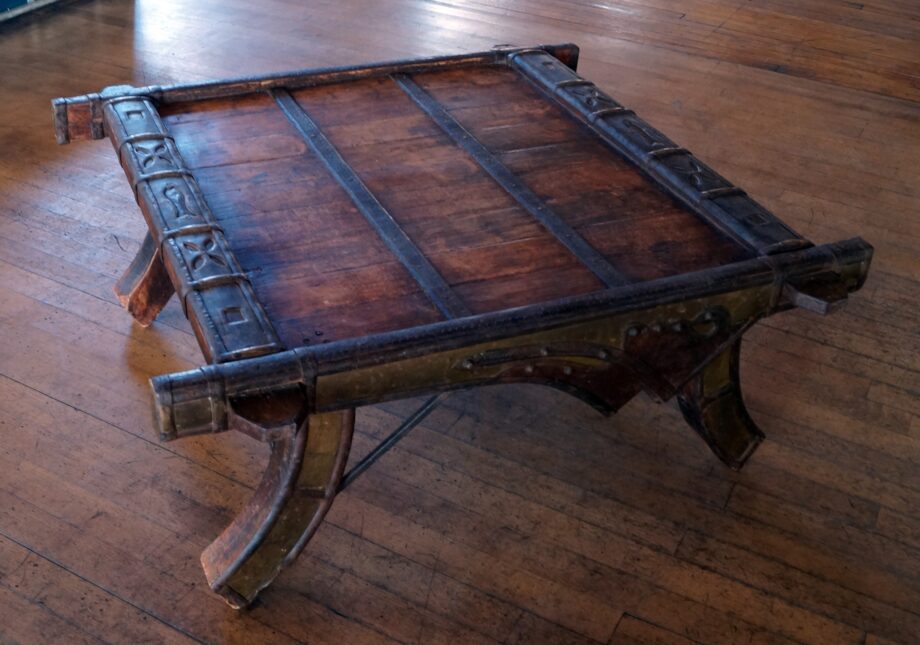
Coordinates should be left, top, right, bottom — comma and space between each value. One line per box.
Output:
54, 44, 820, 365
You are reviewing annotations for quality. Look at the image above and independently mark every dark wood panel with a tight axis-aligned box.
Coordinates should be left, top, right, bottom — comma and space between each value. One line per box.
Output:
159, 95, 448, 346
414, 66, 753, 277
252, 260, 441, 330
453, 264, 602, 313
580, 212, 751, 281
290, 77, 606, 314
162, 95, 308, 169
273, 292, 446, 349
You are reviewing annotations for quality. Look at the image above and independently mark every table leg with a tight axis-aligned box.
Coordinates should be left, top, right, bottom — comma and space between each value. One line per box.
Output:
200, 405, 354, 608
676, 339, 763, 470
113, 232, 174, 326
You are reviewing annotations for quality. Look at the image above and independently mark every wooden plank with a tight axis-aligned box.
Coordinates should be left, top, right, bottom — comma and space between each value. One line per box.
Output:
676, 531, 920, 644
413, 65, 756, 274
288, 75, 608, 312
0, 584, 101, 645
609, 615, 701, 645
161, 96, 456, 341
425, 388, 920, 617
273, 88, 470, 319
0, 534, 197, 644
0, 373, 468, 644
344, 407, 863, 644
394, 73, 630, 287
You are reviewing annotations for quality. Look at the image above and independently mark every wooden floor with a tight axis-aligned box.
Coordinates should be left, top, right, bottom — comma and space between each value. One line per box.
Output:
1, 0, 918, 643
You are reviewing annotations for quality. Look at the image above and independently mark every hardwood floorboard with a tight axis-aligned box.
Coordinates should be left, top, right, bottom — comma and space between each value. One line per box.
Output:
1, 0, 918, 643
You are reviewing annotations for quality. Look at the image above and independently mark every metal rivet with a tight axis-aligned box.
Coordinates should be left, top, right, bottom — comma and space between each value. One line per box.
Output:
563, 366, 573, 375
524, 365, 534, 374
651, 323, 662, 333
627, 327, 639, 337
672, 322, 683, 331
597, 350, 608, 360
461, 360, 473, 370
540, 347, 550, 357
703, 311, 713, 321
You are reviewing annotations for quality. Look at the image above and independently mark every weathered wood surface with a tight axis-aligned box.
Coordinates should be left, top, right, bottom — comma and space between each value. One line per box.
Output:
2, 0, 919, 642
138, 59, 768, 354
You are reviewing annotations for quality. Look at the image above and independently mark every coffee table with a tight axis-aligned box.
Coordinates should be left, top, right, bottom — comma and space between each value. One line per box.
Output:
52, 44, 872, 608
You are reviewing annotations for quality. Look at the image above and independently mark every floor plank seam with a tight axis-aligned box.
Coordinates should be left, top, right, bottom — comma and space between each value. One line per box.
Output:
0, 526, 205, 644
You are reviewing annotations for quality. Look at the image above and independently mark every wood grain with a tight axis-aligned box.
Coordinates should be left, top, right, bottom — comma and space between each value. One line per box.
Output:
1, 0, 918, 642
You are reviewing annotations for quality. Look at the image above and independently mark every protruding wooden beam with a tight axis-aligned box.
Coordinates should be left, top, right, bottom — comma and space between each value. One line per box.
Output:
51, 44, 580, 144
147, 238, 873, 441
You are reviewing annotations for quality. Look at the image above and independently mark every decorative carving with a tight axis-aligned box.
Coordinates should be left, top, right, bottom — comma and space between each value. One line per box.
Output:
223, 307, 246, 324
565, 83, 622, 111
452, 341, 643, 414
102, 96, 282, 363
622, 117, 672, 152
134, 141, 174, 169
623, 305, 749, 400
162, 183, 203, 221
107, 98, 162, 137
657, 154, 727, 194
626, 306, 729, 341
181, 237, 227, 271
457, 341, 616, 370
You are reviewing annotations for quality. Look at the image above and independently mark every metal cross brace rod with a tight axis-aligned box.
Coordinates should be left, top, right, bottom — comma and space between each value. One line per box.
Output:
338, 393, 448, 492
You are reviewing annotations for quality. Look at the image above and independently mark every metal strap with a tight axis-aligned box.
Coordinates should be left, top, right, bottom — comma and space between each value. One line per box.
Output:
272, 88, 472, 320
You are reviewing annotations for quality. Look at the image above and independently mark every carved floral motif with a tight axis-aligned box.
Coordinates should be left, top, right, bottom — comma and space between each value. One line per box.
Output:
181, 237, 227, 271
134, 142, 173, 169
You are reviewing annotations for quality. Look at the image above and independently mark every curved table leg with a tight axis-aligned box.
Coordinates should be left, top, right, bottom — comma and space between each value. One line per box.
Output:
677, 339, 764, 470
114, 232, 175, 326
201, 404, 354, 608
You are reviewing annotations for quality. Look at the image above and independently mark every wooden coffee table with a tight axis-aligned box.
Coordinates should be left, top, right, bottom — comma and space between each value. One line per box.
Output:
52, 44, 872, 608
